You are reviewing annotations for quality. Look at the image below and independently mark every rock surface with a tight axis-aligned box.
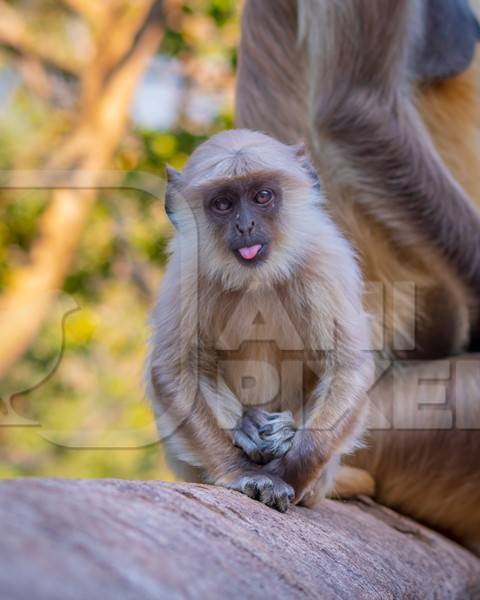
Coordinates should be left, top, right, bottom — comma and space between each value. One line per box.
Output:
0, 479, 478, 599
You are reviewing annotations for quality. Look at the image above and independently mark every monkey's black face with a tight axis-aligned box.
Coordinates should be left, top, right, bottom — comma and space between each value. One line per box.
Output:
203, 175, 282, 267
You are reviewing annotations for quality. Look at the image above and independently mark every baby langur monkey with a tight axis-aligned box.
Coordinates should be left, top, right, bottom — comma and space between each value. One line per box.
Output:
147, 129, 374, 512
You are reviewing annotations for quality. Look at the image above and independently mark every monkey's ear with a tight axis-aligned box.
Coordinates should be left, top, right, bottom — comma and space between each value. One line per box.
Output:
165, 165, 183, 227
166, 165, 182, 185
292, 143, 307, 158
292, 143, 322, 194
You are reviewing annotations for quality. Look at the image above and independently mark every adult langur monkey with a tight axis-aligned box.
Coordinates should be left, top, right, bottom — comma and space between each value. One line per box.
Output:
235, 0, 480, 552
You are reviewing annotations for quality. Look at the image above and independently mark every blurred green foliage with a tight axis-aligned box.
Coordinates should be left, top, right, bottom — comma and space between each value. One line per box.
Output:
0, 0, 239, 479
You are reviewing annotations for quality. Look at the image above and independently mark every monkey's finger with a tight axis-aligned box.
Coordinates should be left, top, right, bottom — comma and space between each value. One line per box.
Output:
258, 484, 275, 507
240, 416, 264, 445
260, 424, 296, 440
243, 475, 273, 501
259, 413, 294, 433
233, 430, 265, 464
266, 410, 294, 423
241, 477, 260, 500
275, 486, 295, 513
276, 496, 289, 513
233, 428, 253, 450
260, 438, 294, 461
243, 408, 271, 428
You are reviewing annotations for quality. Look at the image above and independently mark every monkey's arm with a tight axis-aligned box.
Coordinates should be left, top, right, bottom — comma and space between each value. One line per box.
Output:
147, 266, 295, 512
276, 356, 372, 503
149, 359, 295, 512
235, 405, 376, 501
232, 349, 372, 502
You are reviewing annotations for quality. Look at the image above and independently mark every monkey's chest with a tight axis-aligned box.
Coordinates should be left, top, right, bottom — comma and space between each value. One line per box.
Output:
217, 342, 318, 413
219, 342, 279, 408
212, 289, 317, 411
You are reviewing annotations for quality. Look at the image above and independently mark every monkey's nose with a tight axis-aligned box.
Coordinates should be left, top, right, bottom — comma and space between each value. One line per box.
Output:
236, 220, 255, 235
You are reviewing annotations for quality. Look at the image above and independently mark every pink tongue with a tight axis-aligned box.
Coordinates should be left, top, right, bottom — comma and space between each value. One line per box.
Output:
238, 244, 262, 260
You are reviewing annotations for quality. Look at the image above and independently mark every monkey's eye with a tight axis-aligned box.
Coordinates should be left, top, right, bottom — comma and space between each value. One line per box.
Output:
212, 197, 233, 213
254, 189, 274, 205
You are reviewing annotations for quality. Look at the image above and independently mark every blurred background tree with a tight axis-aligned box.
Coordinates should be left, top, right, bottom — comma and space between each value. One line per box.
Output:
0, 0, 239, 479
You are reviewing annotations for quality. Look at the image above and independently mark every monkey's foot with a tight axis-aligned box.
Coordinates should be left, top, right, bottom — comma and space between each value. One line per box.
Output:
224, 472, 295, 513
332, 466, 375, 499
300, 466, 376, 508
233, 408, 296, 465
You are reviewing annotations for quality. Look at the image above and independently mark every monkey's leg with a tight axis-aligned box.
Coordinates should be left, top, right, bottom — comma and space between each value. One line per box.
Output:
299, 466, 375, 508
162, 450, 204, 484
302, 0, 480, 293
150, 366, 295, 512
235, 407, 375, 502
331, 466, 375, 499
233, 409, 347, 507
232, 410, 374, 509
347, 355, 480, 551
233, 408, 296, 465
266, 355, 373, 504
233, 410, 374, 502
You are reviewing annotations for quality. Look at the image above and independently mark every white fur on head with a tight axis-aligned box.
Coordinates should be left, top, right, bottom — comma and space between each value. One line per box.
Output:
166, 129, 343, 290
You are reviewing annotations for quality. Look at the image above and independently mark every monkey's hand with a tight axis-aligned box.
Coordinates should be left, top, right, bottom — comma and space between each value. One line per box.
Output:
220, 471, 295, 513
233, 408, 296, 465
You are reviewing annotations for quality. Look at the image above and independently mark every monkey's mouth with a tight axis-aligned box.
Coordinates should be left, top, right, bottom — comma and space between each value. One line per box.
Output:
235, 243, 267, 265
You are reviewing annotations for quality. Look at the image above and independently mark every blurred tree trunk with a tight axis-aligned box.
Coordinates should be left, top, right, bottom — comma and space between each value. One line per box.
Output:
0, 0, 164, 380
